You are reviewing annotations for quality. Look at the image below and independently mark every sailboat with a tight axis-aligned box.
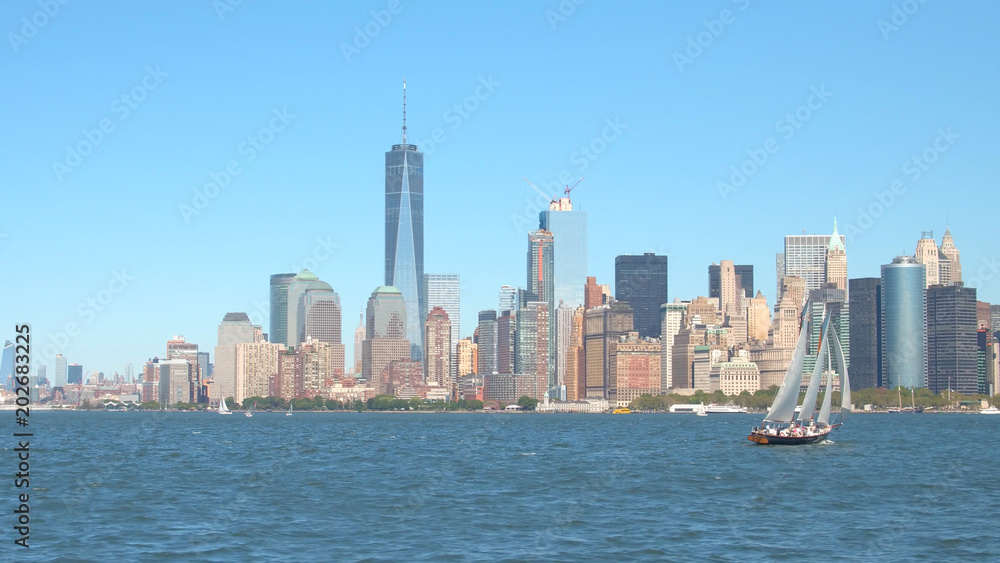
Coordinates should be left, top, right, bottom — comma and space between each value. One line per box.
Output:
218, 398, 232, 415
245, 400, 256, 418
748, 305, 851, 445
286, 401, 293, 416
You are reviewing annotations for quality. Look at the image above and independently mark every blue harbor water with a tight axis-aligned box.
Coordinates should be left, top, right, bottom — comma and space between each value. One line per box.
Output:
11, 412, 1000, 561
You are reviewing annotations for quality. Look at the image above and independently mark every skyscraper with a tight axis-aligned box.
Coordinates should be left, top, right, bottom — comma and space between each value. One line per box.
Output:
825, 220, 847, 293
298, 282, 345, 378
515, 301, 550, 399
584, 302, 634, 400
914, 233, 940, 288
68, 364, 83, 385
527, 230, 556, 388
803, 287, 849, 377
615, 253, 668, 338
849, 278, 881, 390
992, 304, 1000, 341
498, 285, 517, 315
881, 256, 926, 389
424, 307, 452, 389
939, 228, 962, 284
926, 284, 977, 394
476, 310, 497, 375
496, 310, 515, 375
55, 354, 67, 387
584, 276, 603, 310
660, 300, 687, 393
782, 222, 846, 303
423, 274, 460, 379
269, 273, 296, 348
539, 196, 588, 308
353, 313, 365, 376
709, 263, 754, 300
385, 80, 424, 361
555, 303, 575, 390
285, 269, 320, 348
213, 312, 256, 405
363, 286, 410, 393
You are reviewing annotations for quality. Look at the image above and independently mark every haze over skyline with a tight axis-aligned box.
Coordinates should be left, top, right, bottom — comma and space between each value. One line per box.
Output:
3, 0, 998, 375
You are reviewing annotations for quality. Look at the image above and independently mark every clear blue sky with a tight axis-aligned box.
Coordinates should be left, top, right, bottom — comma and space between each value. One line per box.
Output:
2, 0, 998, 377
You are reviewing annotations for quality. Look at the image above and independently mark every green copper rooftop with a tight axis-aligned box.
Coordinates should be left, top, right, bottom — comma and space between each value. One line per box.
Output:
294, 269, 319, 281
828, 218, 845, 251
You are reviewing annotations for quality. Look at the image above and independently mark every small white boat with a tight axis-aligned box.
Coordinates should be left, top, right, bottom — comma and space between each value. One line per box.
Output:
286, 401, 293, 416
980, 406, 1000, 415
245, 401, 256, 418
696, 409, 708, 417
218, 398, 232, 415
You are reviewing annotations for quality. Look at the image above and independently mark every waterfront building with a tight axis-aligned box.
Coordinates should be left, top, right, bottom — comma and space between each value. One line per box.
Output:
583, 302, 634, 402
717, 358, 761, 395
613, 333, 661, 408
423, 274, 460, 379
424, 307, 452, 389
158, 359, 192, 406
565, 306, 586, 401
456, 338, 477, 378
926, 284, 978, 394
849, 278, 881, 389
496, 310, 516, 375
483, 372, 545, 402
881, 256, 927, 389
235, 342, 282, 403
615, 253, 668, 338
213, 313, 256, 406
363, 286, 411, 393
477, 310, 497, 375
515, 301, 550, 398
660, 300, 687, 393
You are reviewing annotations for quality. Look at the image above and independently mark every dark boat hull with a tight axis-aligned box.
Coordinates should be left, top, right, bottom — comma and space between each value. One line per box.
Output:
747, 427, 834, 445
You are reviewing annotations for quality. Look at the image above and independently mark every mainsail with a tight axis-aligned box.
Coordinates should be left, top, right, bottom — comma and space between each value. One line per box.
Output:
764, 304, 812, 423
218, 398, 230, 414
797, 314, 830, 423
832, 327, 851, 420
817, 332, 834, 426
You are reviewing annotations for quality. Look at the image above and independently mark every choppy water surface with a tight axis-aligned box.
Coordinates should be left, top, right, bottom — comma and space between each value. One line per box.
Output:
11, 412, 1000, 561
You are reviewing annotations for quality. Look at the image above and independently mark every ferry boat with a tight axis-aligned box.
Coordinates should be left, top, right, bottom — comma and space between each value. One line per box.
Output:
748, 305, 851, 446
705, 404, 747, 414
612, 407, 632, 414
980, 406, 1000, 415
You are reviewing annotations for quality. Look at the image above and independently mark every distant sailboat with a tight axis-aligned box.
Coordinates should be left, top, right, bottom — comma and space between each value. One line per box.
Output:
286, 401, 293, 416
218, 398, 232, 415
748, 304, 851, 445
245, 400, 256, 418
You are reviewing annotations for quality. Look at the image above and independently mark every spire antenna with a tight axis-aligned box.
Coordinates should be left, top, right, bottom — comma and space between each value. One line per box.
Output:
401, 77, 407, 146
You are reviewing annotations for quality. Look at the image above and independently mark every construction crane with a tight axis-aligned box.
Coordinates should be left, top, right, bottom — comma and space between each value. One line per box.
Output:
564, 177, 584, 197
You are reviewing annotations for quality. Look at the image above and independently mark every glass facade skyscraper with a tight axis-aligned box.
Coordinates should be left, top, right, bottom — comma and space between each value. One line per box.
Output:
926, 284, 978, 394
68, 363, 83, 384
385, 137, 424, 360
269, 273, 295, 348
539, 201, 588, 308
615, 253, 668, 339
848, 278, 881, 389
423, 274, 460, 379
783, 228, 846, 302
881, 256, 926, 389
527, 230, 556, 390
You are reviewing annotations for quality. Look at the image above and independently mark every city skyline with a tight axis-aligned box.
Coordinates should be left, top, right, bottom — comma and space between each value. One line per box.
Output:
3, 2, 999, 376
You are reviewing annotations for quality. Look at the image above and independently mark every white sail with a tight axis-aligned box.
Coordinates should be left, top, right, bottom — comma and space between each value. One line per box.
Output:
797, 314, 830, 423
765, 308, 812, 423
817, 331, 834, 426
831, 328, 851, 420
218, 398, 230, 414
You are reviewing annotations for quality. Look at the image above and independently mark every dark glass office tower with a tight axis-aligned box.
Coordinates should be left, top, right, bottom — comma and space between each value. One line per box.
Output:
615, 253, 668, 338
848, 278, 881, 389
385, 80, 424, 360
926, 284, 978, 394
